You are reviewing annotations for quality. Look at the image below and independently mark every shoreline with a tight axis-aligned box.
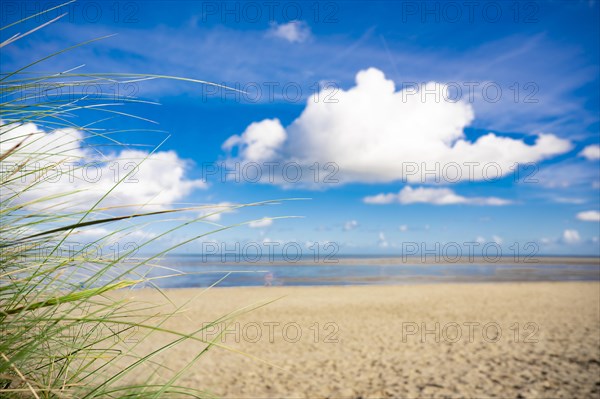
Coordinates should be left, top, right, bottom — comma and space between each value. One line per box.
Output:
146, 278, 600, 290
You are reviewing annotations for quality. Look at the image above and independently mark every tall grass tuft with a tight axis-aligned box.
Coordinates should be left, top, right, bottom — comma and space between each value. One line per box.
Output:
1, 4, 287, 397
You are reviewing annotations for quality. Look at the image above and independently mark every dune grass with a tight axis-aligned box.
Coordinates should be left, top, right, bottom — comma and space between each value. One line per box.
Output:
0, 4, 287, 397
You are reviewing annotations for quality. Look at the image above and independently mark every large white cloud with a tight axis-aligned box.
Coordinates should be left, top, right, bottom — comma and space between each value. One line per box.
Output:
363, 186, 512, 206
1, 121, 206, 211
222, 68, 572, 186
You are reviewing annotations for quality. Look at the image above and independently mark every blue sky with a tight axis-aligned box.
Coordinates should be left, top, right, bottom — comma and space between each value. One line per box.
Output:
2, 0, 599, 256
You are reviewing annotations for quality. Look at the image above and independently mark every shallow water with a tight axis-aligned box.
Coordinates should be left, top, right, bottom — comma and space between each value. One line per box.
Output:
133, 256, 600, 288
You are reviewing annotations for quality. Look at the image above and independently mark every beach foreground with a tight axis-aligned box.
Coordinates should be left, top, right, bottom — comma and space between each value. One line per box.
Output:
125, 282, 599, 398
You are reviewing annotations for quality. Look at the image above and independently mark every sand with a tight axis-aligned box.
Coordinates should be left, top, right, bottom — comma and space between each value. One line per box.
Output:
125, 282, 600, 398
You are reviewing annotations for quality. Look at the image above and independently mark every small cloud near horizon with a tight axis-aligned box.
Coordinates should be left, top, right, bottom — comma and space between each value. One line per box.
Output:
577, 210, 600, 222
363, 187, 512, 206
343, 220, 359, 231
249, 218, 274, 228
563, 229, 581, 244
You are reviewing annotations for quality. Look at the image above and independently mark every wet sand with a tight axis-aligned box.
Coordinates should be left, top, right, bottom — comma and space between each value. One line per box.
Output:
127, 282, 600, 398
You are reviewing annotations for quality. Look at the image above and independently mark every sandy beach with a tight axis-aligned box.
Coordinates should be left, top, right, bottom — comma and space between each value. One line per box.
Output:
124, 282, 600, 398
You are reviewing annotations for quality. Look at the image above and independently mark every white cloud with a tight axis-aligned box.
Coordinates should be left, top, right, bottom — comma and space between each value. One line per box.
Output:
223, 68, 572, 186
475, 236, 486, 244
248, 218, 273, 228
377, 232, 389, 248
563, 229, 581, 244
343, 220, 358, 231
363, 192, 398, 205
577, 210, 600, 222
579, 144, 600, 160
363, 186, 512, 206
1, 121, 206, 211
492, 235, 503, 245
222, 119, 286, 162
267, 20, 311, 43
399, 224, 408, 232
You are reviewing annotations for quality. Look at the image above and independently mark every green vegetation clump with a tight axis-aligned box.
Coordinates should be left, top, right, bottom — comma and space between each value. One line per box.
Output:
0, 4, 285, 397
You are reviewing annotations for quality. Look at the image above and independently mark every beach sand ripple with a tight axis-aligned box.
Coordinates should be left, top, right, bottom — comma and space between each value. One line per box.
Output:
126, 282, 599, 398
